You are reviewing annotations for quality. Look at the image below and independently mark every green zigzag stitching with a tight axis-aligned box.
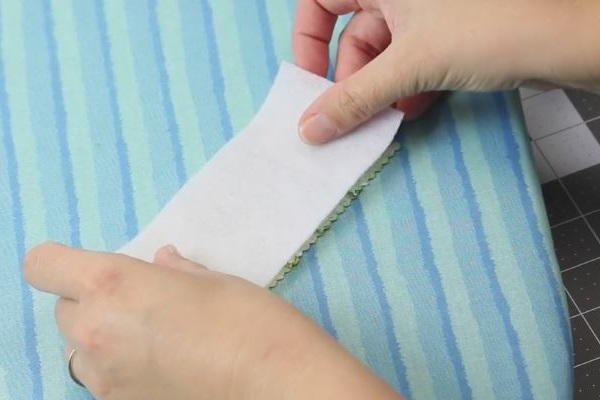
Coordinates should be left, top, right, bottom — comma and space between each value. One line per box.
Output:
268, 141, 401, 289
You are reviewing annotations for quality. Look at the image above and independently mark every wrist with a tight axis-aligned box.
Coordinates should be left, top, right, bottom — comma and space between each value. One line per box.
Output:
232, 300, 403, 400
282, 341, 404, 400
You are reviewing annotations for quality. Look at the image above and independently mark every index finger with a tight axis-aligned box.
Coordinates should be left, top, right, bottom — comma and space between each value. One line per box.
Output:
293, 0, 360, 76
23, 242, 100, 300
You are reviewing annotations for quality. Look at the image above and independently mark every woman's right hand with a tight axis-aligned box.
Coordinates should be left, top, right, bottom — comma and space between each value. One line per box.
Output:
25, 242, 403, 400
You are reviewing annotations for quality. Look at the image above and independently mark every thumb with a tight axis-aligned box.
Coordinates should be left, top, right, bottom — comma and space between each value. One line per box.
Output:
298, 46, 409, 144
153, 245, 207, 274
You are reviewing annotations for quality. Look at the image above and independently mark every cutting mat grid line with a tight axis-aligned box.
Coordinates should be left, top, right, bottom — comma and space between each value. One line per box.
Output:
523, 88, 600, 398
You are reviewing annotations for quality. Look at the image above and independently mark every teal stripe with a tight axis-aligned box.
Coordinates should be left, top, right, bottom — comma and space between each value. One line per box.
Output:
155, 0, 207, 175
51, 0, 104, 251
69, 1, 136, 248
0, 370, 8, 398
21, 0, 74, 244
381, 146, 464, 399
264, 0, 293, 61
147, 0, 186, 186
333, 205, 403, 390
0, 0, 47, 250
31, 293, 70, 399
40, 0, 81, 247
102, 0, 159, 226
360, 178, 437, 399
209, 1, 254, 132
505, 92, 562, 269
405, 122, 496, 398
286, 0, 297, 19
256, 0, 278, 77
95, 0, 139, 239
234, 2, 274, 108
0, 8, 37, 395
494, 93, 571, 395
177, 0, 230, 157
400, 136, 472, 399
471, 93, 571, 395
305, 248, 338, 338
25, 4, 91, 396
504, 91, 567, 306
39, 0, 92, 399
451, 93, 559, 398
312, 227, 369, 363
354, 202, 410, 390
484, 94, 571, 342
440, 103, 531, 397
272, 261, 326, 328
505, 93, 571, 366
22, 2, 91, 395
122, 0, 184, 207
198, 0, 233, 143
0, 3, 51, 397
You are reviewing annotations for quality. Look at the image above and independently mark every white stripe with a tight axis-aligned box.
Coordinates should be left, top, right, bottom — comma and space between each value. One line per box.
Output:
103, 0, 159, 225
453, 96, 557, 398
361, 178, 438, 399
0, 0, 47, 244
156, 0, 206, 175
0, 2, 64, 399
210, 1, 255, 132
406, 130, 496, 399
0, 368, 10, 399
51, 0, 104, 249
314, 233, 369, 362
264, 0, 293, 62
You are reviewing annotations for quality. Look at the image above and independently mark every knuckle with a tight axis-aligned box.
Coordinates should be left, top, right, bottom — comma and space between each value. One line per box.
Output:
76, 321, 107, 353
88, 376, 114, 399
337, 29, 355, 49
339, 33, 380, 60
86, 263, 124, 297
337, 85, 372, 122
398, 43, 449, 94
95, 379, 114, 398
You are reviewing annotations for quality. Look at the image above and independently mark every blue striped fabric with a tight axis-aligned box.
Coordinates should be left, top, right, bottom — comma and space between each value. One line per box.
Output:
0, 1, 571, 399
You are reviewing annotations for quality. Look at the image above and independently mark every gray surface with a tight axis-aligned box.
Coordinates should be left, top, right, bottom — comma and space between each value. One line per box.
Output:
523, 88, 600, 399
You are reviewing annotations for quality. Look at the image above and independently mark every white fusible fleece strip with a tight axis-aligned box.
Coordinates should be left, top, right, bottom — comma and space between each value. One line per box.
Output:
119, 62, 403, 287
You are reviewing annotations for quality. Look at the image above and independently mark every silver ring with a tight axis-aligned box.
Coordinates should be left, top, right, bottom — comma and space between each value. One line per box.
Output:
68, 348, 85, 388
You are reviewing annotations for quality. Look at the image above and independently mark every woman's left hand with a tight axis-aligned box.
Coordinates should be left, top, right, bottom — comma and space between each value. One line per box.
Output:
23, 242, 402, 400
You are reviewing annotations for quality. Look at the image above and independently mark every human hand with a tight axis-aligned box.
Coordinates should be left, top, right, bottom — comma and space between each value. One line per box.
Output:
24, 242, 403, 400
294, 0, 600, 144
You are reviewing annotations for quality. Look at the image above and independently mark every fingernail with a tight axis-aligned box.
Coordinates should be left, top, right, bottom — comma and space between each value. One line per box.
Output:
164, 245, 179, 256
299, 114, 338, 145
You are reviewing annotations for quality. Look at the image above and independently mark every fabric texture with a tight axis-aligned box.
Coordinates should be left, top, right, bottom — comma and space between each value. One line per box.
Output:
120, 62, 402, 287
0, 1, 571, 399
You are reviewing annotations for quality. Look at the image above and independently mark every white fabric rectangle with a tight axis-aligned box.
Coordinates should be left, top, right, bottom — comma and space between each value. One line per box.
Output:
119, 62, 403, 287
